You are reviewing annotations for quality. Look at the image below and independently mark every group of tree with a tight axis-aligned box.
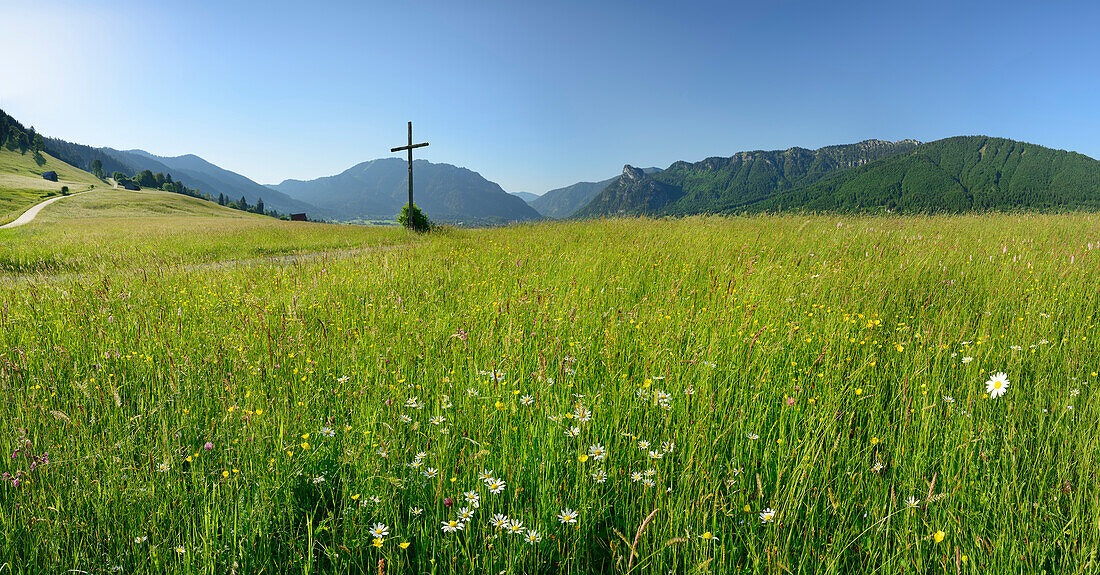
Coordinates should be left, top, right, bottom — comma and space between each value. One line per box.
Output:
1, 108, 47, 164
216, 193, 272, 216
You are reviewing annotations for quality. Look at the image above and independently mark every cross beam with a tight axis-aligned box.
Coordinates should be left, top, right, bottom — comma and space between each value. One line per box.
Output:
391, 121, 429, 219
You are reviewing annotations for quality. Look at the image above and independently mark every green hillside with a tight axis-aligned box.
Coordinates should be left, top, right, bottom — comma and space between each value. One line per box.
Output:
577, 139, 920, 217
753, 136, 1100, 213
574, 165, 682, 217
0, 147, 103, 225
576, 137, 1100, 217
531, 169, 660, 219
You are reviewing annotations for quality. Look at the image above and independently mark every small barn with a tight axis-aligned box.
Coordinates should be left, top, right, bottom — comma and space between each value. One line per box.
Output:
290, 213, 308, 222
123, 181, 140, 191
42, 171, 58, 182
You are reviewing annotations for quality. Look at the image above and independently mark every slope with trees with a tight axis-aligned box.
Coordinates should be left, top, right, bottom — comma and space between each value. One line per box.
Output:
752, 136, 1100, 213
577, 139, 921, 218
530, 168, 661, 219
101, 149, 316, 216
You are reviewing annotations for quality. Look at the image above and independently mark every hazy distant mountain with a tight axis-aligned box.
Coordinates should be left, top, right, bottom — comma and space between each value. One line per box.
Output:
576, 139, 920, 217
272, 158, 541, 224
103, 149, 315, 215
531, 168, 661, 219
510, 191, 540, 202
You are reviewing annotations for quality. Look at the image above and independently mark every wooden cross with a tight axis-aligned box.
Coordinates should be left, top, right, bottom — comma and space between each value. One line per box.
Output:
390, 121, 429, 217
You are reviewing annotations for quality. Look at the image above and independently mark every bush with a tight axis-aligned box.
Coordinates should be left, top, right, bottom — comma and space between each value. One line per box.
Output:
398, 203, 433, 232
60, 186, 69, 195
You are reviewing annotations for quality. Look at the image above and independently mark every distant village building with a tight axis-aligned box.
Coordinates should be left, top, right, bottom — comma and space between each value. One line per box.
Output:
290, 213, 307, 221
42, 171, 58, 182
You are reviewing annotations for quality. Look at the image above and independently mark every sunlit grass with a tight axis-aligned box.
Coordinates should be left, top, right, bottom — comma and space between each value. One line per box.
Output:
1, 213, 1098, 573
0, 147, 103, 224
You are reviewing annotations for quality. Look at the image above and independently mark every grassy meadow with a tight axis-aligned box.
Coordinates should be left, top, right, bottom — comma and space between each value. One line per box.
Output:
0, 190, 415, 274
1, 210, 1099, 574
0, 147, 103, 225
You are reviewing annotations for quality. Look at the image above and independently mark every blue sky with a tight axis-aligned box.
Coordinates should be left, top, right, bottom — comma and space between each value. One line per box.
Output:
3, 0, 1099, 194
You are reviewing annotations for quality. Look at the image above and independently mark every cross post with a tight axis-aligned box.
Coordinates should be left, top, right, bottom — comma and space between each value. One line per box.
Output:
390, 121, 429, 220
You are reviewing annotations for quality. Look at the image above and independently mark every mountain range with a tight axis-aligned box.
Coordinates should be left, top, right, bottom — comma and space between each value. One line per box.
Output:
19, 103, 1100, 223
44, 138, 312, 215
270, 158, 540, 224
509, 191, 540, 202
576, 137, 1100, 217
529, 168, 662, 219
576, 139, 921, 217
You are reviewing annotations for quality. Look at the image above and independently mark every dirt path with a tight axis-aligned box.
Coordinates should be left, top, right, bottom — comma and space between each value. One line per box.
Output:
0, 191, 94, 229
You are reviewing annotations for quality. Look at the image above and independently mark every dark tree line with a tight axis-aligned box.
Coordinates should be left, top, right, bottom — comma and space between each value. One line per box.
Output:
1, 108, 47, 165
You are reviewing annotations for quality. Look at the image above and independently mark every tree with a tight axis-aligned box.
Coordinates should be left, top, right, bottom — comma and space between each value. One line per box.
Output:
91, 159, 104, 179
238, 196, 249, 211
32, 133, 44, 154
398, 203, 433, 232
136, 170, 157, 188
154, 172, 166, 188
165, 173, 173, 184
218, 193, 226, 206
254, 197, 264, 214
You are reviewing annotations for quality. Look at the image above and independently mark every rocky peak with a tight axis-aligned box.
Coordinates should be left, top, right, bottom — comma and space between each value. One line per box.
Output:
857, 138, 922, 150
621, 164, 646, 180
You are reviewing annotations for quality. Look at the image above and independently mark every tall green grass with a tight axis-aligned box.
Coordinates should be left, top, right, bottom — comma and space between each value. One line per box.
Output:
1, 214, 1098, 573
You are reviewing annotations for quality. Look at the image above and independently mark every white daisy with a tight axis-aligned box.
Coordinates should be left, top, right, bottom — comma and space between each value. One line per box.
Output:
490, 513, 509, 529
985, 372, 1010, 399
441, 520, 464, 533
485, 477, 506, 494
557, 508, 578, 524
759, 508, 775, 523
368, 523, 389, 538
